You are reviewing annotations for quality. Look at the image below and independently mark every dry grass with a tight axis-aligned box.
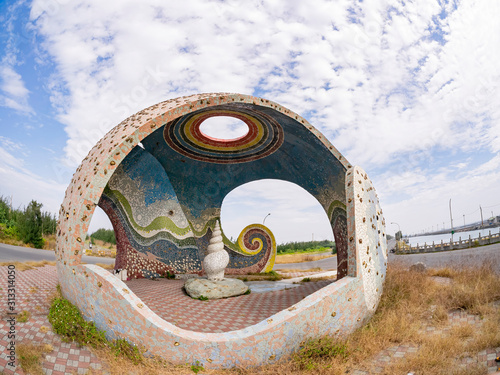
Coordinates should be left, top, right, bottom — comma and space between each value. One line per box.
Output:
277, 267, 323, 273
0, 260, 56, 271
42, 234, 56, 251
95, 262, 115, 270
18, 343, 53, 375
275, 253, 335, 264
0, 237, 25, 246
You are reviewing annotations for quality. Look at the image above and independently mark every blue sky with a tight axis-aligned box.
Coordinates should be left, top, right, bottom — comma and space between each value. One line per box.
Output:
0, 0, 499, 242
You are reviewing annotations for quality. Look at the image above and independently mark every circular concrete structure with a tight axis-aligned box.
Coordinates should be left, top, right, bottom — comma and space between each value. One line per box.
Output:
56, 93, 387, 368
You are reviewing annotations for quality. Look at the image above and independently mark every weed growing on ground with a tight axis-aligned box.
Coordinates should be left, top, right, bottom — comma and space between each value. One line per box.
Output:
18, 343, 53, 375
293, 337, 349, 371
49, 297, 107, 347
17, 310, 30, 322
191, 360, 205, 373
48, 288, 145, 365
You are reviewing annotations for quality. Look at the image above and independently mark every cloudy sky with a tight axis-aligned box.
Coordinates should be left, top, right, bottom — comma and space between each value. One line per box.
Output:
0, 0, 499, 243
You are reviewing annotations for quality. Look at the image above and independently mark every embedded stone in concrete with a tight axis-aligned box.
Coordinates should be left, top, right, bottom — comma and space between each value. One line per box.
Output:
184, 278, 249, 299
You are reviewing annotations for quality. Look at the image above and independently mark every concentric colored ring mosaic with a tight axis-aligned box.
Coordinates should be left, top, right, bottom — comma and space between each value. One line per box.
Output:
163, 106, 284, 163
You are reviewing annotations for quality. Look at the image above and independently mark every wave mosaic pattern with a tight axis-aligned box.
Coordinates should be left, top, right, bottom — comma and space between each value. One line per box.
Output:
56, 93, 387, 368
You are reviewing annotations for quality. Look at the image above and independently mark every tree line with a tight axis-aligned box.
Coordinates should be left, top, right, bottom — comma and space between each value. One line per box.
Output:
90, 228, 116, 245
0, 196, 57, 249
277, 239, 335, 254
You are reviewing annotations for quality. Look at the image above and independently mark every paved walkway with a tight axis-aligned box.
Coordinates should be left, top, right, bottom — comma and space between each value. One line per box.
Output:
0, 265, 499, 374
0, 266, 103, 375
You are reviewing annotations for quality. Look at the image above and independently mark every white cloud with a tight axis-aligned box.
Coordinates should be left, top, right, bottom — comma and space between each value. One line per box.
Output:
24, 0, 500, 236
0, 65, 33, 114
0, 1, 34, 114
0, 145, 66, 214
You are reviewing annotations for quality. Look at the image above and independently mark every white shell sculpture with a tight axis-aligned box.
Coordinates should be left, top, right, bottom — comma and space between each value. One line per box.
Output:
203, 221, 230, 280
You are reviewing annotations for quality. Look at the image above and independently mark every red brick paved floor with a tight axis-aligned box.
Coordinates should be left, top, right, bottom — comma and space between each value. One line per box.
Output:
125, 277, 332, 333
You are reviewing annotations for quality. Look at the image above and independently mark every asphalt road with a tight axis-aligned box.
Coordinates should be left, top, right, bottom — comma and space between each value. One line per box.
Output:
389, 242, 500, 272
0, 242, 115, 265
274, 242, 500, 272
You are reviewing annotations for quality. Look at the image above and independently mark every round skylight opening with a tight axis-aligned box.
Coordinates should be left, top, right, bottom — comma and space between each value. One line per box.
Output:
199, 116, 249, 140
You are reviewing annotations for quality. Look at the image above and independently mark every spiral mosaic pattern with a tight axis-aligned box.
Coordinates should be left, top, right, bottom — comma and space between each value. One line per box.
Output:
237, 224, 276, 272
163, 106, 284, 164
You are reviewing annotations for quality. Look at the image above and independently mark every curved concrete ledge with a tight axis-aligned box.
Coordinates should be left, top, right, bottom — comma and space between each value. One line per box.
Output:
58, 263, 365, 367
56, 93, 387, 367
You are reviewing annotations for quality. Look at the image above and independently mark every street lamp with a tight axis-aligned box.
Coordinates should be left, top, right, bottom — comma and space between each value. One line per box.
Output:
390, 222, 401, 252
390, 222, 401, 237
263, 213, 271, 225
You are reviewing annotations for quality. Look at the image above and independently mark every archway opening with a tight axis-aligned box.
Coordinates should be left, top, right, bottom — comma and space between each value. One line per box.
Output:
199, 116, 249, 140
84, 205, 116, 266
220, 179, 336, 268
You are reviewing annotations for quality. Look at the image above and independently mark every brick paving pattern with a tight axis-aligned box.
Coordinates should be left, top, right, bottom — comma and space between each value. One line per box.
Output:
126, 277, 331, 332
0, 266, 103, 375
0, 265, 499, 374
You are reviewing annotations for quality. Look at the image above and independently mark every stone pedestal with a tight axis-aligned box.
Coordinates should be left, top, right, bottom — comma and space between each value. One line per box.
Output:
184, 278, 248, 299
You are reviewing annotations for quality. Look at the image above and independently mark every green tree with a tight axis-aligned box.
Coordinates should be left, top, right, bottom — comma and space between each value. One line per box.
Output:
18, 200, 44, 248
41, 211, 57, 235
91, 228, 116, 244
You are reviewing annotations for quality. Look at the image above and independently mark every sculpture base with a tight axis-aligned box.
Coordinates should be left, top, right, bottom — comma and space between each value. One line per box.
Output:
184, 278, 249, 300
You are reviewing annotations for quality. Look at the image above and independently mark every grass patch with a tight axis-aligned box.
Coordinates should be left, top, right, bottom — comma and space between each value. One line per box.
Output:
95, 262, 115, 270
294, 337, 349, 371
48, 287, 144, 364
18, 343, 53, 375
275, 253, 335, 264
17, 310, 30, 323
236, 270, 287, 281
0, 260, 56, 271
277, 267, 323, 273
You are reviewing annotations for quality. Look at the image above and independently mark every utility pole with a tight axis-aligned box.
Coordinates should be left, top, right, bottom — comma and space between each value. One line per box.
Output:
463, 214, 465, 226
449, 199, 454, 244
480, 205, 483, 227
